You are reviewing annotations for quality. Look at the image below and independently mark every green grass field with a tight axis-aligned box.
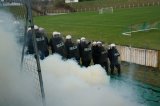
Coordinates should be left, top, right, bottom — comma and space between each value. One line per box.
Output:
34, 6, 160, 50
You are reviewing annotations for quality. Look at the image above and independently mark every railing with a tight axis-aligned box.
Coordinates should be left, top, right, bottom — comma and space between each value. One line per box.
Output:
44, 1, 160, 14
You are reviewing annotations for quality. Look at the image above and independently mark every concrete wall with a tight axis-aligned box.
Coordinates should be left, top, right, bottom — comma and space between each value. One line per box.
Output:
116, 46, 158, 68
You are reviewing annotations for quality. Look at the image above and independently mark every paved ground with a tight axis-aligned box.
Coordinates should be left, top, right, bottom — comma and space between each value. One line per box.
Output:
110, 75, 160, 106
120, 62, 160, 87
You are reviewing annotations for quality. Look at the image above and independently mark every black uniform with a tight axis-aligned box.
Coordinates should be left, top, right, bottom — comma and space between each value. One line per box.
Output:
26, 29, 48, 60
26, 30, 34, 54
80, 41, 92, 67
44, 36, 49, 57
35, 31, 48, 60
77, 41, 82, 58
49, 36, 66, 58
92, 44, 100, 65
39, 30, 49, 57
65, 40, 80, 64
98, 45, 109, 74
108, 47, 121, 75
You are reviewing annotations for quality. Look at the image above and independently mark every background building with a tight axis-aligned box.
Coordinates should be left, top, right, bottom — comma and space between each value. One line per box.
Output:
65, 0, 78, 3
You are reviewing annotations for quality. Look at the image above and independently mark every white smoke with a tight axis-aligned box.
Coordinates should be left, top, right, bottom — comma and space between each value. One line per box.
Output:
0, 10, 41, 106
0, 10, 144, 106
41, 54, 144, 106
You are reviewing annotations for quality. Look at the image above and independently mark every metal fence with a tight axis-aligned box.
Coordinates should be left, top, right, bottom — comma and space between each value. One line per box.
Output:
158, 51, 160, 69
116, 45, 159, 68
44, 1, 160, 14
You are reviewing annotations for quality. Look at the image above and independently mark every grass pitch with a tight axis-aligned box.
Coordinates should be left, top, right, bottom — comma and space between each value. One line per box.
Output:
34, 6, 160, 50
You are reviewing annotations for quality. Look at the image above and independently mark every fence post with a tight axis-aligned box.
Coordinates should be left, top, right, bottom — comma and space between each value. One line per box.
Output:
145, 48, 147, 67
129, 46, 132, 64
158, 51, 160, 70
143, 3, 144, 7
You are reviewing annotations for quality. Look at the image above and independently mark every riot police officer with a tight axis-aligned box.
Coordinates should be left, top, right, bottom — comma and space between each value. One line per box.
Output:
91, 41, 100, 65
108, 44, 121, 75
49, 31, 66, 58
39, 27, 49, 57
80, 37, 92, 67
26, 27, 34, 54
26, 25, 48, 60
65, 35, 80, 64
34, 25, 48, 60
97, 41, 109, 74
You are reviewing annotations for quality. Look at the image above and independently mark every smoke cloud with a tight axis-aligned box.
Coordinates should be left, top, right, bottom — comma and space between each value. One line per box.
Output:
0, 10, 41, 106
0, 10, 144, 106
41, 54, 144, 106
